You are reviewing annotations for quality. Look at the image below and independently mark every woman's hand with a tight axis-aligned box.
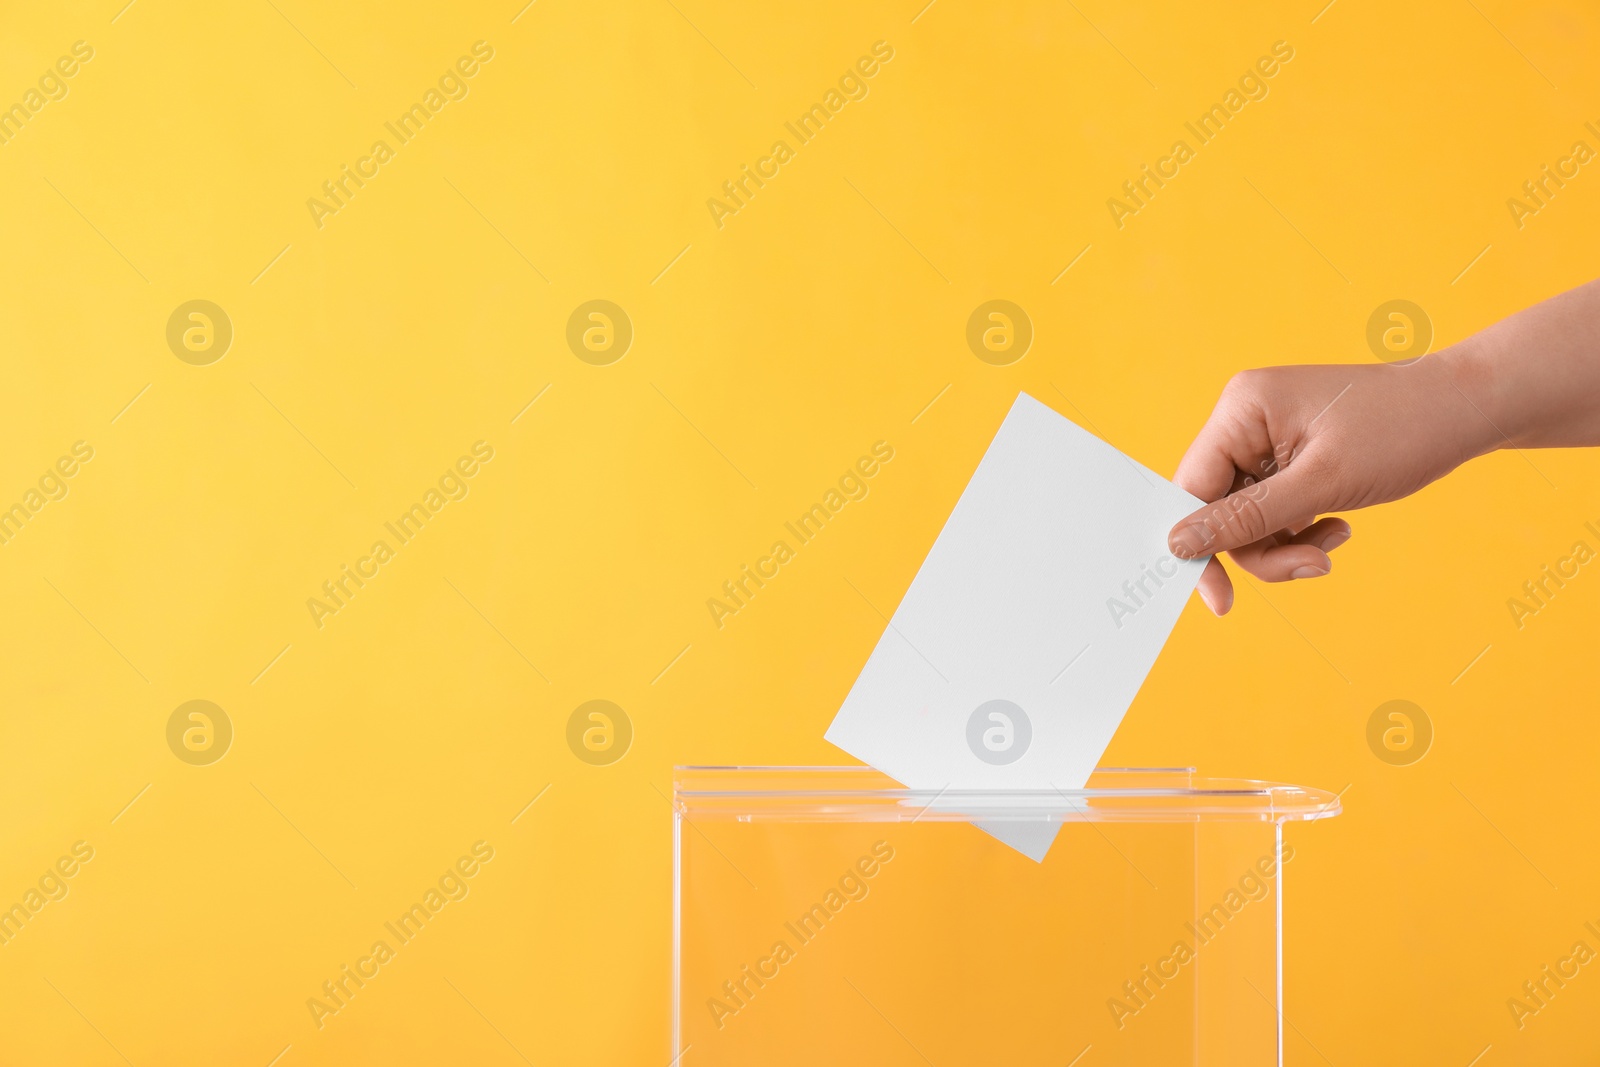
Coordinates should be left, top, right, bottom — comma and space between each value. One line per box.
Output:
1168, 358, 1495, 614
1170, 279, 1600, 615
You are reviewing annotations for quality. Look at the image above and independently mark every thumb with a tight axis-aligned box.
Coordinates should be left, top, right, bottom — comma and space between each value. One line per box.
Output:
1168, 468, 1323, 559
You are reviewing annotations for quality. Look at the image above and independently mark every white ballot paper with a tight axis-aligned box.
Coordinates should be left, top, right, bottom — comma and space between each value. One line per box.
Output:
825, 392, 1208, 861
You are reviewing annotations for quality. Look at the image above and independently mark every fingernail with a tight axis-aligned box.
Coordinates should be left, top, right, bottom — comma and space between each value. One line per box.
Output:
1169, 525, 1207, 559
1318, 528, 1351, 552
1197, 585, 1231, 616
1290, 565, 1329, 580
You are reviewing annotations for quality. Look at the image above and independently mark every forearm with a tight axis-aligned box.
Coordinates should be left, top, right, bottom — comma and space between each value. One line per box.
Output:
1445, 279, 1600, 451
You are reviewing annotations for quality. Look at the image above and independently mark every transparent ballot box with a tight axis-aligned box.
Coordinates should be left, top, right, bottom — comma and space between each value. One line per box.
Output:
672, 766, 1340, 1066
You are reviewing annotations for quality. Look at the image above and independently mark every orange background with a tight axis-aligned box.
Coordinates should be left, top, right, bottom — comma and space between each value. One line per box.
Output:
1, 0, 1598, 1063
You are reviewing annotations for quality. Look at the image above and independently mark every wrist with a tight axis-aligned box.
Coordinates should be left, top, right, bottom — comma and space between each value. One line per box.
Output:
1432, 338, 1516, 460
